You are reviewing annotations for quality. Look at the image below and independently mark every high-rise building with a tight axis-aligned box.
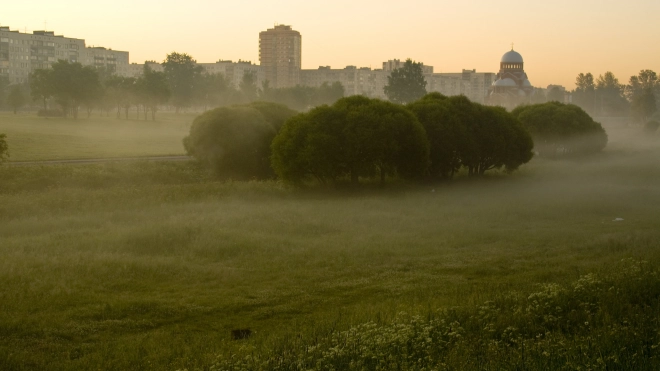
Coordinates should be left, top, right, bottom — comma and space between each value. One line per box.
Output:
259, 25, 301, 88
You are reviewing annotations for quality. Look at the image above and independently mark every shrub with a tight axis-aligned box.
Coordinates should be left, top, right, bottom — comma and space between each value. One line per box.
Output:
183, 106, 277, 179
512, 102, 607, 157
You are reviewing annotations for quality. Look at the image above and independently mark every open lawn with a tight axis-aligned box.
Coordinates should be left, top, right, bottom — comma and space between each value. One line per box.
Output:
0, 111, 194, 161
0, 123, 659, 370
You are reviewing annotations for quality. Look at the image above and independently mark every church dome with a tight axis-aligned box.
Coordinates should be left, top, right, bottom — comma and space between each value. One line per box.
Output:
501, 50, 523, 63
493, 78, 517, 87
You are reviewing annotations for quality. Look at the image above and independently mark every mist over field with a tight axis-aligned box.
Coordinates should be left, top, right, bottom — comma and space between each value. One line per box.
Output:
1, 105, 660, 369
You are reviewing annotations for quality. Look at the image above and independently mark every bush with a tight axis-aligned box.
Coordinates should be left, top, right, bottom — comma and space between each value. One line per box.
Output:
271, 96, 429, 185
644, 121, 659, 134
512, 102, 607, 157
183, 106, 277, 179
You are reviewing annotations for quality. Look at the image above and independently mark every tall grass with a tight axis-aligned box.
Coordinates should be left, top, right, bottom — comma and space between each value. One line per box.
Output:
205, 259, 660, 370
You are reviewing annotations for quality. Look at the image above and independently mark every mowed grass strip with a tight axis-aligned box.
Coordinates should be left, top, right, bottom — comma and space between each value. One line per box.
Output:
0, 112, 194, 161
0, 127, 659, 370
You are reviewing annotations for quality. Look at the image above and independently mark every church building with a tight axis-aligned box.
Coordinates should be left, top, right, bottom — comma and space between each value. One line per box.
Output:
488, 48, 534, 108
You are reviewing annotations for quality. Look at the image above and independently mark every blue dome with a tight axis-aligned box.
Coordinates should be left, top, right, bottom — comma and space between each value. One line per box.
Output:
501, 50, 523, 63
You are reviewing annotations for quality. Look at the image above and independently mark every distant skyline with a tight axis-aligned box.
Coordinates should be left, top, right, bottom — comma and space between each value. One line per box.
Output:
3, 0, 659, 89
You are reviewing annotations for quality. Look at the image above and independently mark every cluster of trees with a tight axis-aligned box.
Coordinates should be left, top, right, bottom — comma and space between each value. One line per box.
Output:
185, 94, 536, 185
28, 59, 172, 119
572, 70, 659, 123
512, 102, 608, 156
407, 93, 533, 178
20, 52, 345, 119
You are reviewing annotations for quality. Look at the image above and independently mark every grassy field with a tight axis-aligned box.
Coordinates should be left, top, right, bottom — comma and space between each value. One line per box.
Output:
0, 122, 659, 370
0, 111, 193, 161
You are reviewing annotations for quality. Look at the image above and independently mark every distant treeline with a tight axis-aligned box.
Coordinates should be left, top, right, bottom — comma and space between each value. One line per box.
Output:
540, 70, 660, 124
0, 52, 344, 119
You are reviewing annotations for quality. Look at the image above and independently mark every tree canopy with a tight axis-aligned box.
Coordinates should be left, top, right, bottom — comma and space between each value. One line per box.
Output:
162, 52, 203, 112
384, 59, 427, 104
272, 96, 429, 185
512, 101, 607, 156
28, 61, 101, 118
408, 93, 533, 178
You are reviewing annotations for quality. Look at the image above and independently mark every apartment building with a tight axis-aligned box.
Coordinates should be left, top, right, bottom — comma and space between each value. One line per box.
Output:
199, 60, 263, 89
428, 69, 496, 104
0, 26, 129, 84
84, 46, 129, 76
259, 25, 301, 88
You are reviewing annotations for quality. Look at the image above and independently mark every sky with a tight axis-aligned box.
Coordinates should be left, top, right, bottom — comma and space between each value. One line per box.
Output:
3, 0, 659, 89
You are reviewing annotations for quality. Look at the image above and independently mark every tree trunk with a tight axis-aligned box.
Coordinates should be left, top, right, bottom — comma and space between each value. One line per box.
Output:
151, 106, 156, 121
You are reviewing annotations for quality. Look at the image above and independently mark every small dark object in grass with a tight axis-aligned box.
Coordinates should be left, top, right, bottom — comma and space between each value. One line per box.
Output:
231, 328, 252, 340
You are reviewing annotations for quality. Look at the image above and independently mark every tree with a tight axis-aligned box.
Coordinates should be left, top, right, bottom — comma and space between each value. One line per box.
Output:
530, 88, 547, 104
630, 89, 657, 123
595, 72, 628, 117
627, 70, 658, 123
384, 59, 427, 104
0, 133, 8, 163
239, 70, 259, 103
38, 61, 102, 118
409, 93, 533, 178
573, 72, 595, 114
547, 87, 564, 102
467, 105, 533, 175
162, 52, 203, 112
512, 102, 607, 157
7, 85, 26, 114
195, 72, 235, 110
183, 106, 277, 179
29, 69, 53, 111
243, 101, 297, 132
259, 83, 345, 111
136, 65, 170, 120
407, 93, 465, 179
272, 96, 429, 185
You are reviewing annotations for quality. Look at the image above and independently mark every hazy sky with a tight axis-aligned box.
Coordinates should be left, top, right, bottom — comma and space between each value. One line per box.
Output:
3, 0, 659, 88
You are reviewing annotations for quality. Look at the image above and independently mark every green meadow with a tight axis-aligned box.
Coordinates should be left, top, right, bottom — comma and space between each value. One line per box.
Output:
0, 112, 192, 161
0, 116, 659, 370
